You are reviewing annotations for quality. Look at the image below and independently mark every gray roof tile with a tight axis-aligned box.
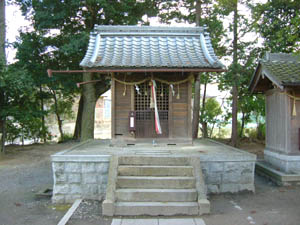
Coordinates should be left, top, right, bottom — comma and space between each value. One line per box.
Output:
261, 53, 300, 86
80, 25, 224, 69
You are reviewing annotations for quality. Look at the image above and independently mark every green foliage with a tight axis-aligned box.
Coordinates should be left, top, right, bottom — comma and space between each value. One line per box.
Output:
158, 0, 226, 56
200, 98, 222, 124
0, 61, 49, 142
12, 0, 161, 141
244, 123, 265, 141
199, 98, 223, 137
59, 133, 73, 143
252, 0, 300, 53
256, 122, 265, 141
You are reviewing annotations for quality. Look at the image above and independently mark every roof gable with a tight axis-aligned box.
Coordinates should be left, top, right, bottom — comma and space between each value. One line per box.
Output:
249, 53, 300, 93
80, 25, 224, 70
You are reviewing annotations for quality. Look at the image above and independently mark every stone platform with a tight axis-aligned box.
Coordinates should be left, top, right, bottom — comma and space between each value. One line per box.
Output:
51, 139, 256, 203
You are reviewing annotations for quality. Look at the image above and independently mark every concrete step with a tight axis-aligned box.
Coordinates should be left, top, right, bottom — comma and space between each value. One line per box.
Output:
118, 165, 194, 176
114, 201, 199, 216
117, 176, 195, 189
118, 156, 189, 166
116, 188, 197, 202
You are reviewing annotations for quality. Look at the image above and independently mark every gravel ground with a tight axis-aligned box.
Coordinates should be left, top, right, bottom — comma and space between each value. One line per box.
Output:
0, 142, 299, 225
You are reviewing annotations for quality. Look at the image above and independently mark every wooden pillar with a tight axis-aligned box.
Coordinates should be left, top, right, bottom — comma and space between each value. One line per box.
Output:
187, 75, 193, 139
111, 73, 116, 139
168, 84, 173, 139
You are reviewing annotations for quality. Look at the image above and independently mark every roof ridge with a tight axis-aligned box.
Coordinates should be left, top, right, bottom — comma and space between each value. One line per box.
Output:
93, 25, 207, 34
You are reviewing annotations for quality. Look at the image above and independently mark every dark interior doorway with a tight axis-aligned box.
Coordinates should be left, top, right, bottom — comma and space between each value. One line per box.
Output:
135, 81, 169, 138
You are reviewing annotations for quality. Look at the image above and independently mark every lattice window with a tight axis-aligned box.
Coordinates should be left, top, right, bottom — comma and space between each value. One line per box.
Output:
134, 81, 169, 111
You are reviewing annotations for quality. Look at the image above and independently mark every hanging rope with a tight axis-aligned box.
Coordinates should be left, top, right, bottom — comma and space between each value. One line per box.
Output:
281, 92, 300, 116
123, 74, 127, 96
151, 80, 162, 134
113, 74, 194, 86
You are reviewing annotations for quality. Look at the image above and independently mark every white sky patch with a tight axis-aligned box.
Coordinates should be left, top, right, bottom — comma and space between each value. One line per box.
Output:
6, 3, 31, 63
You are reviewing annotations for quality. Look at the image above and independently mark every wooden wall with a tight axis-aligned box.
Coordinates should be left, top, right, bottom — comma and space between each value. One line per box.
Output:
111, 73, 192, 141
289, 92, 300, 154
169, 81, 192, 139
112, 78, 133, 140
266, 89, 294, 154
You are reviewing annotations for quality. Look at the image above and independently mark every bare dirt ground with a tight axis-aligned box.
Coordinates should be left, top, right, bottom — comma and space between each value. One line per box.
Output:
0, 140, 299, 225
0, 142, 78, 225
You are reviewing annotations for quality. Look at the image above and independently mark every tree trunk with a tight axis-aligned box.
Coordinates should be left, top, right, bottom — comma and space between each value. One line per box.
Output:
239, 111, 245, 138
230, 2, 239, 147
201, 78, 208, 138
40, 85, 46, 143
192, 0, 202, 139
73, 95, 83, 140
0, 0, 5, 62
0, 0, 6, 153
81, 72, 97, 141
51, 89, 64, 142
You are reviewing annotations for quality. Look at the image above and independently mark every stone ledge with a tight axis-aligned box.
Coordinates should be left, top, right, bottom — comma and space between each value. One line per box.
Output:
52, 155, 111, 162
256, 161, 300, 186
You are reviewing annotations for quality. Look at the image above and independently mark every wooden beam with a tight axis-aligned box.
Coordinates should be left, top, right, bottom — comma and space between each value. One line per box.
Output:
47, 68, 226, 77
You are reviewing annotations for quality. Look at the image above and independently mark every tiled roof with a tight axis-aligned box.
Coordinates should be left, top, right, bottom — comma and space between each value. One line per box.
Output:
260, 53, 300, 86
80, 25, 224, 69
249, 53, 300, 92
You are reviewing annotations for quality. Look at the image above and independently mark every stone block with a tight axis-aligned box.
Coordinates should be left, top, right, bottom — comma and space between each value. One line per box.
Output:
65, 194, 81, 203
198, 199, 210, 215
53, 162, 65, 172
207, 184, 219, 193
224, 162, 241, 172
68, 173, 81, 183
52, 194, 65, 204
65, 163, 81, 173
82, 163, 95, 173
55, 172, 67, 183
103, 199, 114, 216
82, 184, 98, 196
53, 184, 69, 194
206, 173, 221, 184
222, 172, 241, 183
96, 163, 109, 174
239, 183, 254, 192
240, 172, 254, 184
209, 162, 224, 172
220, 183, 239, 193
98, 175, 108, 185
69, 184, 82, 194
83, 173, 97, 184
98, 184, 108, 195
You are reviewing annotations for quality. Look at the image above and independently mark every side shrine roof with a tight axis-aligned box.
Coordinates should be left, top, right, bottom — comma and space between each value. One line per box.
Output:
249, 53, 300, 93
80, 25, 225, 71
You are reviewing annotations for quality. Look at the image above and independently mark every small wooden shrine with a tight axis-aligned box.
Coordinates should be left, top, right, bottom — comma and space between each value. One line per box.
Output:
80, 25, 225, 144
249, 53, 300, 173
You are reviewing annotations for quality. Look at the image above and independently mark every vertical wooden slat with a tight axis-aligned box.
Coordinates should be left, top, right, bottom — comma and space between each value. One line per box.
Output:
187, 76, 192, 139
131, 85, 134, 111
168, 84, 173, 138
111, 74, 116, 139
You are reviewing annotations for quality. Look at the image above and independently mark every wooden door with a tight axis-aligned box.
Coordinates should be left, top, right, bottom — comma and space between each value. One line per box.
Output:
135, 81, 169, 138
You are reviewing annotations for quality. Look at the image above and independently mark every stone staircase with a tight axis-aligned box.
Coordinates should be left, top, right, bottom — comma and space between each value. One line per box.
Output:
103, 155, 210, 216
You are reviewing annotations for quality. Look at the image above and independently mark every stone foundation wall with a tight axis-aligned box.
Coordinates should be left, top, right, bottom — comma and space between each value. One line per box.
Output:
52, 158, 109, 203
201, 161, 255, 194
52, 154, 255, 203
264, 149, 300, 173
